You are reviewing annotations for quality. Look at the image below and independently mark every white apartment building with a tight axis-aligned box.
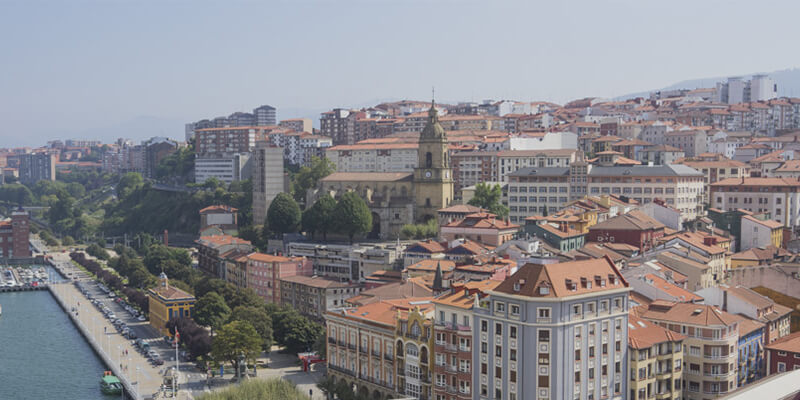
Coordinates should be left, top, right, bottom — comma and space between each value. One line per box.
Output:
269, 130, 332, 167
195, 153, 251, 184
507, 132, 578, 151
326, 143, 419, 173
497, 149, 578, 181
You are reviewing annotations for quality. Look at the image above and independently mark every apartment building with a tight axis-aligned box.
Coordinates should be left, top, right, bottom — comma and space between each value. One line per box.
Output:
268, 131, 332, 167
451, 151, 500, 193
326, 142, 419, 172
585, 165, 704, 222
637, 301, 740, 399
765, 331, 800, 375
710, 177, 800, 229
439, 212, 519, 247
506, 167, 571, 223
325, 300, 403, 400
432, 281, 501, 400
244, 252, 312, 305
320, 108, 358, 145
627, 314, 686, 400
195, 234, 254, 279
194, 126, 269, 156
251, 142, 286, 225
473, 257, 631, 400
674, 159, 749, 204
287, 242, 399, 282
497, 149, 578, 180
279, 118, 312, 133
0, 210, 31, 259
18, 153, 56, 184
279, 275, 361, 321
695, 285, 792, 344
396, 303, 436, 400
663, 130, 707, 157
194, 153, 251, 184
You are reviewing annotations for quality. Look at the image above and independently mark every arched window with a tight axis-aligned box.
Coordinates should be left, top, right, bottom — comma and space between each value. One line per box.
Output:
426, 152, 432, 168
406, 343, 419, 357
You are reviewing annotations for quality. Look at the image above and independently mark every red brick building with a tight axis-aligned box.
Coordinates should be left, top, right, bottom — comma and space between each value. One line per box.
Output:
587, 210, 665, 252
766, 331, 800, 375
0, 210, 30, 259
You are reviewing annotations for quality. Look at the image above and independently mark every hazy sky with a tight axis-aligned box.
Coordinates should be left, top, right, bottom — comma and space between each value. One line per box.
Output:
1, 0, 799, 146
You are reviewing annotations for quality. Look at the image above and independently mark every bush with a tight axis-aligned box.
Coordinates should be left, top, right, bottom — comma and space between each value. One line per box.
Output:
196, 378, 307, 400
62, 236, 75, 246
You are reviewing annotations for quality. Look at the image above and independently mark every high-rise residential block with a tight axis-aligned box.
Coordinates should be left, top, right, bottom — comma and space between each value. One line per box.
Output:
18, 153, 56, 184
251, 142, 285, 226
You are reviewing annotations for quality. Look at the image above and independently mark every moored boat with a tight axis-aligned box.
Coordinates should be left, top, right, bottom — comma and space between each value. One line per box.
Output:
100, 371, 123, 395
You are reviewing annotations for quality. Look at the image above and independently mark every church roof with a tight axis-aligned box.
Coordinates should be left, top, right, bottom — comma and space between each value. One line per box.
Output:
321, 172, 413, 182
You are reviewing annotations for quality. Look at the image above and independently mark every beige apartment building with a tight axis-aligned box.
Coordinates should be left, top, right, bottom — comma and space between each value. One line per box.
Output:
628, 314, 685, 400
506, 167, 571, 222
585, 165, 705, 222
637, 302, 740, 400
710, 177, 800, 229
674, 159, 749, 204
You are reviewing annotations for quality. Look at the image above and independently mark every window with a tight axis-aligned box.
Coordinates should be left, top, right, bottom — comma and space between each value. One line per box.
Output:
511, 305, 520, 316
495, 323, 502, 335
510, 326, 517, 339
496, 302, 505, 313
538, 308, 551, 319
510, 349, 517, 361
539, 330, 550, 342
481, 320, 488, 332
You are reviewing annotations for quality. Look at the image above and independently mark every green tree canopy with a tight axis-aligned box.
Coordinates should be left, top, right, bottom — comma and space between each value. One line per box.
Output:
229, 306, 273, 351
302, 194, 336, 240
193, 291, 231, 335
333, 192, 372, 243
265, 192, 301, 237
0, 184, 34, 205
292, 156, 335, 203
117, 172, 144, 199
467, 182, 509, 218
211, 320, 262, 377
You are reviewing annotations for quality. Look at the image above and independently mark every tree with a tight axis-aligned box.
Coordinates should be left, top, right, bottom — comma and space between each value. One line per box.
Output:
193, 292, 231, 336
273, 310, 324, 354
265, 193, 301, 237
86, 243, 109, 260
303, 194, 336, 240
211, 320, 262, 378
117, 172, 144, 199
468, 182, 509, 218
62, 236, 75, 246
333, 192, 372, 243
292, 156, 335, 203
230, 306, 273, 352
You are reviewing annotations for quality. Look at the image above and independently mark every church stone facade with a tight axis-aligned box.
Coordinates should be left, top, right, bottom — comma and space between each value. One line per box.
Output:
308, 102, 454, 239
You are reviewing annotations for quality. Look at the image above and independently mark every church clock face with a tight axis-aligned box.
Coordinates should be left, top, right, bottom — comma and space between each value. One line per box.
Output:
425, 170, 432, 178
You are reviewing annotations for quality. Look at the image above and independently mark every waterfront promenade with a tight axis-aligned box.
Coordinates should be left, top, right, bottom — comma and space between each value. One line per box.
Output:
49, 282, 167, 399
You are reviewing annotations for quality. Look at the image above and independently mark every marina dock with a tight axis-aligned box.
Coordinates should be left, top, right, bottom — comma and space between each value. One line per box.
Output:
48, 282, 169, 400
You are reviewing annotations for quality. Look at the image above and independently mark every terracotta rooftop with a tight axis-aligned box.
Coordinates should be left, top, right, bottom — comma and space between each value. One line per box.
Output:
638, 301, 740, 327
406, 259, 455, 273
196, 234, 251, 248
765, 330, 800, 354
711, 177, 800, 187
442, 212, 519, 230
589, 210, 665, 231
438, 204, 482, 214
742, 215, 783, 229
642, 274, 703, 303
492, 256, 628, 298
628, 314, 686, 349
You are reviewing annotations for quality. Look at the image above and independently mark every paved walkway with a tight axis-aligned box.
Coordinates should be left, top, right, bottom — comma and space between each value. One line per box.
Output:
50, 282, 165, 399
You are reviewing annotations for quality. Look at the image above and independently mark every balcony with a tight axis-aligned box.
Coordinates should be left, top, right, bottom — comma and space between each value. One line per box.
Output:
372, 350, 381, 358
360, 346, 368, 354
703, 370, 736, 380
328, 364, 355, 376
445, 364, 458, 374
703, 352, 735, 360
328, 337, 336, 344
348, 343, 356, 350
384, 353, 393, 361
656, 370, 672, 379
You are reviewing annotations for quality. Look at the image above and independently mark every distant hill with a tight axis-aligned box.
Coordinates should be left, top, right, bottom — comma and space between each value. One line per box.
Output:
617, 67, 800, 100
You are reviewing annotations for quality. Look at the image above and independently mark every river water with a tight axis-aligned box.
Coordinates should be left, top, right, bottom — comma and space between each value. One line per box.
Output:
0, 277, 109, 399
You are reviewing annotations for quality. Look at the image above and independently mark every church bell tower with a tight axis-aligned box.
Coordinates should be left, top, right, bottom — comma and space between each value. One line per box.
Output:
414, 99, 454, 222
